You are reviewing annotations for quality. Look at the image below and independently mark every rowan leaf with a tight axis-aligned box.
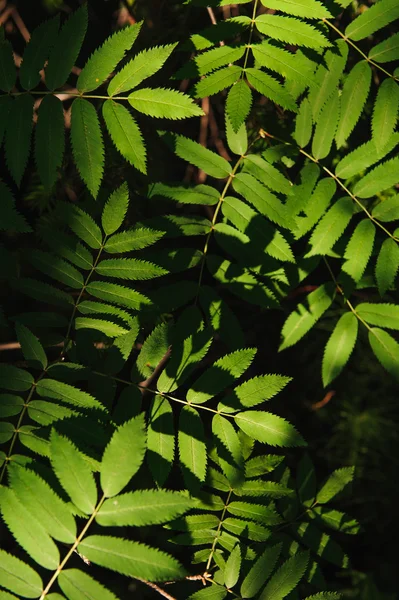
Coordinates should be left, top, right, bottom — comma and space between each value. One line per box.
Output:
342, 220, 375, 283
5, 95, 34, 186
20, 15, 59, 90
226, 80, 252, 132
179, 406, 207, 491
103, 100, 146, 173
336, 61, 371, 148
240, 544, 282, 598
35, 95, 65, 189
235, 411, 306, 446
345, 0, 399, 41
371, 78, 399, 153
128, 88, 203, 119
147, 395, 175, 487
322, 312, 358, 387
369, 327, 399, 380
256, 15, 330, 49
101, 182, 129, 236
375, 238, 399, 296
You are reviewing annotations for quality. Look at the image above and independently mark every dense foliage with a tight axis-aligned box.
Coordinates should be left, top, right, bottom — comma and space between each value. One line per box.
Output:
0, 0, 398, 598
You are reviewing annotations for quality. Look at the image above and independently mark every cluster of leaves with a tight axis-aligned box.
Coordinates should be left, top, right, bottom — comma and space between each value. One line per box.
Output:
1, 0, 399, 597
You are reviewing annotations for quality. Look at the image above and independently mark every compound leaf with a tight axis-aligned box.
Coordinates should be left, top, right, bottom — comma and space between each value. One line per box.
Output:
259, 551, 309, 600
240, 544, 282, 598
345, 0, 399, 41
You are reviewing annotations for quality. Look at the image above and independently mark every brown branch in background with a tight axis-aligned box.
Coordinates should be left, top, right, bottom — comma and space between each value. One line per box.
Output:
11, 6, 29, 41
138, 347, 172, 396
208, 104, 231, 161
0, 342, 22, 352
206, 6, 217, 26
311, 390, 336, 411
197, 97, 210, 184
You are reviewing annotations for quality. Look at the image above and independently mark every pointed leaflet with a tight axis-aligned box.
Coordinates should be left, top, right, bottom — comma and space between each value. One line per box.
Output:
221, 375, 291, 411
0, 365, 33, 391
260, 0, 331, 18
345, 0, 399, 41
46, 4, 88, 90
369, 327, 399, 380
227, 501, 282, 525
356, 303, 399, 330
105, 229, 163, 253
5, 94, 34, 186
335, 61, 371, 148
251, 42, 315, 84
226, 114, 248, 156
0, 182, 31, 233
150, 183, 219, 205
294, 97, 312, 148
0, 40, 16, 91
303, 595, 341, 600
58, 202, 102, 249
195, 65, 242, 98
317, 466, 354, 503
136, 322, 171, 378
8, 464, 76, 543
375, 238, 399, 296
109, 43, 176, 95
235, 411, 305, 446
50, 429, 97, 514
0, 550, 43, 598
259, 551, 309, 600
279, 283, 336, 350
306, 197, 354, 257
372, 194, 399, 222
15, 322, 47, 370
243, 155, 293, 197
75, 317, 128, 337
372, 78, 399, 153
0, 96, 12, 147
78, 535, 185, 581
179, 406, 207, 491
0, 486, 60, 570
240, 544, 282, 598
96, 490, 191, 526
20, 15, 59, 90
59, 570, 119, 600
212, 414, 244, 486
41, 228, 92, 271
187, 348, 256, 404
225, 545, 242, 590
189, 588, 227, 600
29, 250, 84, 289
77, 23, 141, 92
193, 44, 246, 77
103, 100, 146, 174
335, 134, 399, 180
86, 281, 150, 310
166, 133, 231, 178
102, 182, 129, 235
71, 98, 104, 198
246, 68, 296, 112
294, 177, 335, 239
312, 89, 339, 160
96, 257, 167, 279
226, 80, 252, 132
12, 277, 73, 308
147, 396, 175, 487
369, 32, 399, 63
128, 88, 203, 120
322, 312, 358, 387
255, 15, 330, 50
342, 220, 375, 283
101, 414, 146, 497
35, 95, 65, 189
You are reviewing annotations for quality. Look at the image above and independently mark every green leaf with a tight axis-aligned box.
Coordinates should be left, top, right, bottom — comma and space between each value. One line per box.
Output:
59, 569, 119, 600
147, 396, 174, 487
0, 423, 14, 444
149, 182, 219, 205
57, 202, 102, 249
78, 535, 186, 581
0, 40, 16, 91
312, 507, 359, 534
0, 182, 31, 233
194, 44, 246, 76
77, 24, 141, 92
240, 544, 282, 598
303, 594, 341, 600
35, 95, 65, 189
243, 154, 293, 196
375, 238, 399, 296
179, 406, 207, 491
342, 220, 375, 283
19, 15, 59, 90
128, 87, 203, 119
0, 394, 24, 418
345, 0, 399, 41
226, 80, 252, 132
322, 312, 358, 387
260, 0, 331, 18
46, 4, 88, 90
108, 42, 176, 95
70, 97, 104, 197
0, 486, 60, 570
259, 551, 309, 600
101, 182, 129, 236
0, 364, 33, 391
369, 32, 399, 63
40, 228, 93, 271
235, 411, 306, 446
166, 133, 231, 178
279, 283, 336, 350
101, 414, 146, 497
221, 375, 291, 412
11, 277, 73, 307
335, 61, 371, 148
0, 95, 12, 147
212, 414, 244, 485
294, 97, 312, 148
136, 322, 171, 378
8, 464, 76, 543
369, 327, 399, 379
5, 94, 34, 186
189, 587, 227, 600
104, 228, 163, 253
312, 89, 340, 160
227, 501, 282, 525
28, 400, 75, 427
187, 348, 256, 404
103, 100, 146, 174
86, 281, 151, 310
356, 302, 399, 330
225, 544, 241, 590
307, 40, 347, 120
0, 550, 43, 598
195, 65, 242, 98
222, 517, 271, 542
371, 78, 399, 153
96, 257, 167, 279
252, 42, 315, 84
256, 15, 330, 49
317, 467, 354, 503
37, 378, 104, 411
29, 250, 84, 289
335, 134, 399, 180
226, 114, 248, 156
96, 490, 191, 526
245, 455, 283, 477
75, 317, 128, 337
306, 198, 354, 257
15, 322, 47, 370
372, 194, 399, 222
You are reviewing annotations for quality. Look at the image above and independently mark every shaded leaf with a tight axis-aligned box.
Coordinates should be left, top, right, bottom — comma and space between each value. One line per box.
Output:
20, 15, 59, 90
322, 312, 358, 387
235, 411, 306, 446
5, 95, 34, 186
35, 95, 65, 189
369, 327, 399, 380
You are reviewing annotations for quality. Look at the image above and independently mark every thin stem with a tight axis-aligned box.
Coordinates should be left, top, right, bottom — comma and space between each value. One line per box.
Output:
40, 494, 106, 599
242, 0, 260, 72
3, 90, 138, 101
206, 489, 233, 571
323, 19, 399, 82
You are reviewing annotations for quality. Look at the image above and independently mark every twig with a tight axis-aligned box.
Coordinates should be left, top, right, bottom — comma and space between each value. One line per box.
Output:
135, 578, 177, 600
139, 347, 172, 395
311, 390, 335, 411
